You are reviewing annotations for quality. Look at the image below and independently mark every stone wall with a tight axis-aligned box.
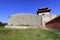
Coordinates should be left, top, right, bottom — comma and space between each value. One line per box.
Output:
8, 14, 42, 27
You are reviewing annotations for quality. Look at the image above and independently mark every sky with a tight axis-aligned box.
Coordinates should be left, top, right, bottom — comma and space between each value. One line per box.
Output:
0, 0, 60, 23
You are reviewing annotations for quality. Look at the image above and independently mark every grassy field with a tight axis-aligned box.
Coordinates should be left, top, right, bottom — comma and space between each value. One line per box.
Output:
0, 27, 60, 40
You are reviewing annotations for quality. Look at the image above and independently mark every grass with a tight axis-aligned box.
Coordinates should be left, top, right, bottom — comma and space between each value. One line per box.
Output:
0, 27, 60, 40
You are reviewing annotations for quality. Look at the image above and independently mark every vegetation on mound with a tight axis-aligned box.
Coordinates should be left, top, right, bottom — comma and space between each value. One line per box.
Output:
0, 27, 60, 40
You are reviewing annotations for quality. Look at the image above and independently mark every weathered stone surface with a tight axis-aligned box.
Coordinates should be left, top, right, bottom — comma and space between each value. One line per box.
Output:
8, 14, 42, 27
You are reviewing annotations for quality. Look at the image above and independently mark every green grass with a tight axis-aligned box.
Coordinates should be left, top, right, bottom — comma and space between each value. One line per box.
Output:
0, 27, 60, 40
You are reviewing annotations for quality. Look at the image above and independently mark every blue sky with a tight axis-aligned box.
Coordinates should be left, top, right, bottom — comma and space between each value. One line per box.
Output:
0, 0, 60, 22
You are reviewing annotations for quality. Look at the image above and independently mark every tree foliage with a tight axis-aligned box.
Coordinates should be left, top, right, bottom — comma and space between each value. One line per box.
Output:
0, 21, 7, 27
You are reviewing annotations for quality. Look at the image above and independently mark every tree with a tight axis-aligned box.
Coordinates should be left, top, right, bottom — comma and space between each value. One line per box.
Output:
0, 21, 7, 27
